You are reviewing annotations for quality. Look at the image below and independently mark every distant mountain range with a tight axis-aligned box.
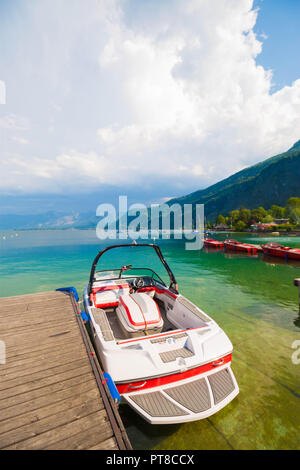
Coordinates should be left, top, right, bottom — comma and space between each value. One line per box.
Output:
1, 141, 299, 229
166, 140, 300, 223
0, 211, 98, 230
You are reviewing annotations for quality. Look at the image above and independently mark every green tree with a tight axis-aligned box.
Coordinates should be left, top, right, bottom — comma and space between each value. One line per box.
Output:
270, 205, 285, 218
216, 214, 226, 225
229, 210, 240, 223
286, 197, 300, 209
285, 197, 300, 224
235, 220, 246, 231
239, 208, 251, 225
262, 214, 274, 223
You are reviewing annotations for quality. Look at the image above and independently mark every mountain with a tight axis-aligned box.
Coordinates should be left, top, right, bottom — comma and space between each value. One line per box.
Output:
1, 141, 299, 230
0, 211, 98, 230
166, 140, 300, 222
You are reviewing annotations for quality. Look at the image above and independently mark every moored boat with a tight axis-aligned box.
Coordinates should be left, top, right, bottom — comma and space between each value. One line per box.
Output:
261, 242, 300, 260
84, 243, 239, 425
203, 238, 224, 249
224, 239, 259, 254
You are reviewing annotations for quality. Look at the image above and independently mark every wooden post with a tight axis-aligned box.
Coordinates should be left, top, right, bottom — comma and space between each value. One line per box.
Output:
294, 279, 300, 312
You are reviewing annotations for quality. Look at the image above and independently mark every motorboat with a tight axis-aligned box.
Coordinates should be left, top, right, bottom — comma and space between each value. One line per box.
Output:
224, 239, 259, 254
83, 243, 239, 424
203, 238, 225, 249
261, 242, 300, 260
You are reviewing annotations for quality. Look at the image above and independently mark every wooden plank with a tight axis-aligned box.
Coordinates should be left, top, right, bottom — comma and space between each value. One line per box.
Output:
0, 313, 72, 330
87, 437, 118, 450
0, 343, 86, 376
0, 397, 103, 449
3, 332, 81, 359
0, 348, 86, 380
0, 385, 101, 436
1, 320, 78, 341
0, 291, 67, 304
0, 356, 91, 391
2, 320, 77, 338
46, 423, 115, 450
4, 410, 109, 450
0, 371, 95, 411
0, 378, 97, 422
0, 308, 75, 328
0, 364, 91, 401
0, 298, 74, 315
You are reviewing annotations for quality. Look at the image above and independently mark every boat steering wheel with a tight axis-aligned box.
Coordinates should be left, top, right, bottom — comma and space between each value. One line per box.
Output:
132, 277, 145, 290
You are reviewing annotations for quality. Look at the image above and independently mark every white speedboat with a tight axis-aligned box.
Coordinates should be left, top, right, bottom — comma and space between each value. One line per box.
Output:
84, 243, 239, 424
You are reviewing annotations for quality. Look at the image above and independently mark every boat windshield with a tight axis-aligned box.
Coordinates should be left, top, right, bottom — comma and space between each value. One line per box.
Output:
95, 267, 166, 285
89, 244, 177, 294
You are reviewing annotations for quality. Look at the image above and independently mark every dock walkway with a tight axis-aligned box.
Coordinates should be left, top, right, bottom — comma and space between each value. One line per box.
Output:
0, 290, 131, 450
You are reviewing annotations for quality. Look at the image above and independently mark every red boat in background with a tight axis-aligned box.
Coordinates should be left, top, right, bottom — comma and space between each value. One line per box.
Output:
203, 238, 224, 249
261, 242, 300, 260
224, 239, 259, 255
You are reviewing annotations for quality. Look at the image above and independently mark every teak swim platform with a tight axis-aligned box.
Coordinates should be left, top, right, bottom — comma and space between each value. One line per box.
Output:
0, 290, 131, 450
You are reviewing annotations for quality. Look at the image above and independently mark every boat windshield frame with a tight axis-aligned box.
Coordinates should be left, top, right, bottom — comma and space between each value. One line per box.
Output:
94, 267, 166, 285
88, 243, 178, 298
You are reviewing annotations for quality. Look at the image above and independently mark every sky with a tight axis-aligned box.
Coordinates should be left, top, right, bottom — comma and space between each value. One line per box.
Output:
0, 0, 300, 214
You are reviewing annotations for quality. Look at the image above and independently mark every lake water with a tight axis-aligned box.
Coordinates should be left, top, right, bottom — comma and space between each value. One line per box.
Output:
0, 229, 299, 449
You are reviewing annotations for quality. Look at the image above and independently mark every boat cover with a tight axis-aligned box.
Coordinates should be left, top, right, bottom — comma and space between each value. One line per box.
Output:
117, 293, 163, 332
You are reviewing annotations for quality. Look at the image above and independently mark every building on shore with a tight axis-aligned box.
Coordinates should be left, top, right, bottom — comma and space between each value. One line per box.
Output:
273, 218, 290, 225
250, 223, 277, 232
213, 223, 230, 231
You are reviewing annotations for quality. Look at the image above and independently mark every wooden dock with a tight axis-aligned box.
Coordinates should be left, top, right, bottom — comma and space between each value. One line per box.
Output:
0, 290, 131, 450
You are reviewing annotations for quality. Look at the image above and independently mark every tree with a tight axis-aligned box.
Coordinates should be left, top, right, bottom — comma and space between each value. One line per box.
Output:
235, 220, 246, 231
239, 208, 251, 225
216, 214, 226, 225
262, 214, 274, 223
270, 205, 285, 218
286, 197, 300, 209
285, 197, 300, 225
229, 210, 240, 223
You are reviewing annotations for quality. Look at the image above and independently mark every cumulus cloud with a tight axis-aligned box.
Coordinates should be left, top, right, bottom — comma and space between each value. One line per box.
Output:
0, 0, 299, 197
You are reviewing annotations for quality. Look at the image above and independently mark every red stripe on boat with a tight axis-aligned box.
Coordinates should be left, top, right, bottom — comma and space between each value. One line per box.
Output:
116, 353, 232, 394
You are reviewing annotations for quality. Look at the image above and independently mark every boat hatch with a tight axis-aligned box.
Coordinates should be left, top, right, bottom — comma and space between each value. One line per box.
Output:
122, 365, 239, 424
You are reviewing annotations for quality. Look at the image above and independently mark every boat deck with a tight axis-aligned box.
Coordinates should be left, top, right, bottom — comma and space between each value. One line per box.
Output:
0, 290, 131, 450
97, 299, 175, 342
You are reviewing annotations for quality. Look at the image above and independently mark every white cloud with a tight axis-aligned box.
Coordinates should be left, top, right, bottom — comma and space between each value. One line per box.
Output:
11, 136, 29, 145
0, 0, 299, 196
0, 114, 29, 131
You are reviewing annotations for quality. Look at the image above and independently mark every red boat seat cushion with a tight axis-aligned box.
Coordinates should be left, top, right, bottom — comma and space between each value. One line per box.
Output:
92, 281, 130, 308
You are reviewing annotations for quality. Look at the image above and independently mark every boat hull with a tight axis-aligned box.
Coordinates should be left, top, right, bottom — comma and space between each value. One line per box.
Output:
225, 241, 258, 254
203, 239, 224, 249
261, 245, 300, 260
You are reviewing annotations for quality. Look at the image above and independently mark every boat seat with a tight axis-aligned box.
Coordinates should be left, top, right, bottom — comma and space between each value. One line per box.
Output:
116, 293, 163, 337
92, 281, 130, 308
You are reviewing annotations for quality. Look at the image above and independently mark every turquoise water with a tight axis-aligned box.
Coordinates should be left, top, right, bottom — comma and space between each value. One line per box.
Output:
0, 230, 300, 449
